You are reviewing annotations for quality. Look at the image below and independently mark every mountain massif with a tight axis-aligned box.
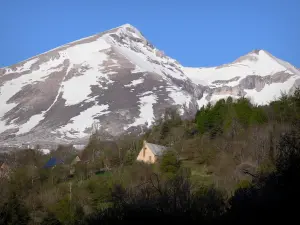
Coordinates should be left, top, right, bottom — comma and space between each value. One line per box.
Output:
0, 24, 299, 147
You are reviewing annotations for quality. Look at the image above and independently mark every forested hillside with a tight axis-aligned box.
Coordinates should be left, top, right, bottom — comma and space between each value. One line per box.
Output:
1, 89, 300, 225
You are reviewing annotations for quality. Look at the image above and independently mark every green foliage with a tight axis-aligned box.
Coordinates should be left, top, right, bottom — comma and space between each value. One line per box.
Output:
196, 97, 269, 137
40, 213, 62, 225
49, 196, 84, 225
124, 150, 137, 165
233, 98, 253, 127
85, 177, 113, 211
159, 150, 181, 175
0, 192, 30, 225
235, 179, 252, 190
249, 107, 268, 125
257, 159, 276, 175
196, 148, 217, 165
269, 88, 300, 123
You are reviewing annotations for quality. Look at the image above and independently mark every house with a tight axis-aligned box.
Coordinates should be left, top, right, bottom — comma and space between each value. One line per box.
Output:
136, 140, 167, 163
70, 156, 81, 175
0, 162, 11, 179
71, 156, 81, 166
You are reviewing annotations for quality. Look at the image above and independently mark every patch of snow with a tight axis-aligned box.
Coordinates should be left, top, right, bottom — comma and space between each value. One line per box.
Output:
37, 56, 64, 74
132, 65, 145, 73
0, 120, 16, 133
0, 57, 64, 121
62, 70, 100, 105
73, 144, 86, 150
127, 94, 157, 128
17, 113, 45, 135
39, 149, 50, 154
139, 91, 153, 97
65, 38, 111, 65
182, 68, 209, 86
264, 51, 300, 75
61, 38, 111, 106
3, 58, 39, 74
105, 71, 118, 75
197, 93, 209, 108
226, 80, 241, 87
244, 76, 298, 105
56, 104, 110, 138
84, 96, 97, 103
167, 86, 191, 107
18, 58, 39, 72
124, 78, 144, 87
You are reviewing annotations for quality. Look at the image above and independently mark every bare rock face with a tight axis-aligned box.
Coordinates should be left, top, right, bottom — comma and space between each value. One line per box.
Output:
0, 24, 299, 147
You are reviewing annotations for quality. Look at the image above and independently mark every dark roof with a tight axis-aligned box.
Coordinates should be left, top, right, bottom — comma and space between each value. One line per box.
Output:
44, 157, 64, 168
146, 142, 167, 156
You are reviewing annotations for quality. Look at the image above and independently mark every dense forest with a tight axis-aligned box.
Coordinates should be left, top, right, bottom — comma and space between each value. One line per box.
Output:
1, 89, 300, 225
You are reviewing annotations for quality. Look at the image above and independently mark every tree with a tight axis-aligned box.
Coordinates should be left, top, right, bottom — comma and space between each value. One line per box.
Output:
0, 192, 30, 225
159, 151, 181, 175
49, 196, 84, 225
40, 213, 62, 225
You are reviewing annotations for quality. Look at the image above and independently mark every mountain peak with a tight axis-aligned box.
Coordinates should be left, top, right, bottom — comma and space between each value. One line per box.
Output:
117, 23, 136, 29
249, 49, 265, 55
114, 23, 140, 34
109, 23, 146, 42
232, 49, 272, 64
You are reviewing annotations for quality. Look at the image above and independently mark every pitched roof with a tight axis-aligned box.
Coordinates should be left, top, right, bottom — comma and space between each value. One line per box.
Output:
146, 142, 167, 156
71, 156, 81, 165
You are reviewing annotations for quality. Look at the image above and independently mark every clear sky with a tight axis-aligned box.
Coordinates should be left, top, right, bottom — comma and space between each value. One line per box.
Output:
1, 0, 299, 68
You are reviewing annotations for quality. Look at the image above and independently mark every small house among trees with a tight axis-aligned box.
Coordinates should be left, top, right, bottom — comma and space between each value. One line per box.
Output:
70, 156, 81, 175
71, 156, 81, 166
136, 140, 167, 163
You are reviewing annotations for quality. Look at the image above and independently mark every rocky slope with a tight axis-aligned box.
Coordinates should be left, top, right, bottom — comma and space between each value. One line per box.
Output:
0, 24, 299, 146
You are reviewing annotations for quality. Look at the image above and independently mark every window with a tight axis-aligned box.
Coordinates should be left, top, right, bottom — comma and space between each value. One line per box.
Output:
149, 156, 152, 162
143, 148, 146, 157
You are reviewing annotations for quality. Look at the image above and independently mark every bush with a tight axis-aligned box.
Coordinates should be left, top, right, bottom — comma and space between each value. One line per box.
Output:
0, 192, 30, 225
235, 179, 252, 190
159, 151, 181, 175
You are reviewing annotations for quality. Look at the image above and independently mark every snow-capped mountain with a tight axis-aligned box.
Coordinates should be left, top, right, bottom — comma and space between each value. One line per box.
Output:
183, 49, 300, 107
0, 24, 299, 146
0, 24, 200, 146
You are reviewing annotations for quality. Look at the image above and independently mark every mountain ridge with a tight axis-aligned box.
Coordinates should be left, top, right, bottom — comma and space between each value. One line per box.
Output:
0, 24, 299, 147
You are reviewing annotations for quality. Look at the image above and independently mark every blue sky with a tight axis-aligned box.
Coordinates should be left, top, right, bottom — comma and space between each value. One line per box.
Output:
1, 0, 299, 68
